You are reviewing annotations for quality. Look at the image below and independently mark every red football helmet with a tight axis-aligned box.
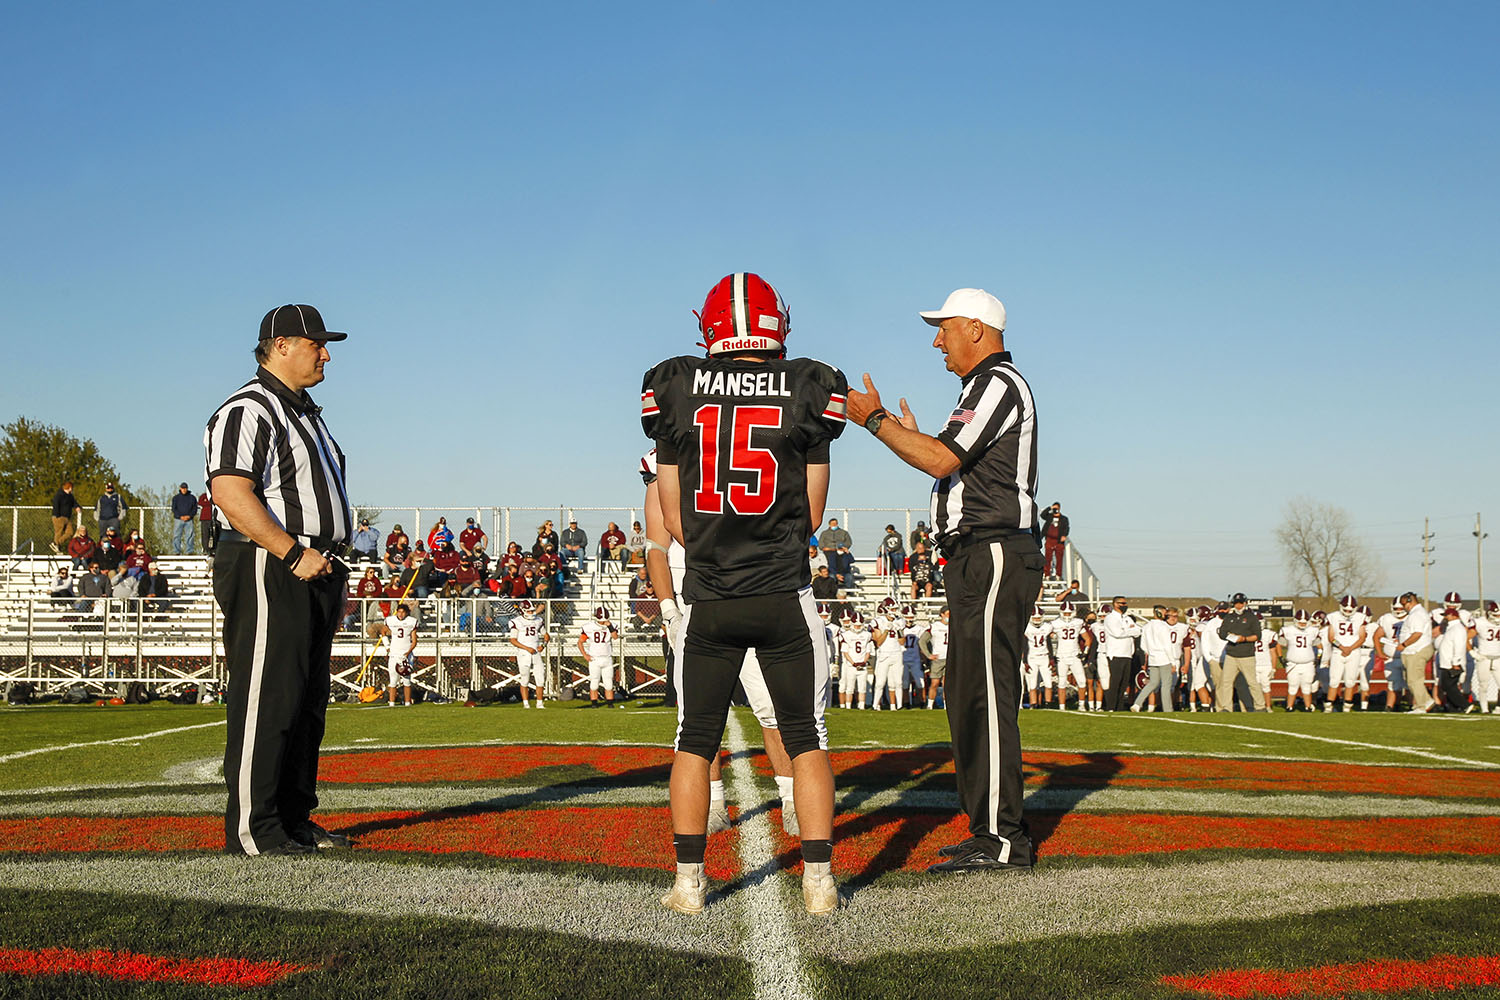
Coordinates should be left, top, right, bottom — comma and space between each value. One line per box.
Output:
1443, 591, 1462, 608
519, 600, 538, 616
840, 607, 861, 627
1030, 605, 1044, 621
1338, 595, 1358, 613
1293, 609, 1311, 624
1358, 604, 1373, 618
899, 603, 914, 619
695, 273, 789, 356
593, 605, 610, 622
1486, 600, 1500, 620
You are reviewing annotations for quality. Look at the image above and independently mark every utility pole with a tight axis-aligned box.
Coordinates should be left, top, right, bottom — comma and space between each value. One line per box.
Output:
1421, 518, 1436, 606
1476, 513, 1488, 608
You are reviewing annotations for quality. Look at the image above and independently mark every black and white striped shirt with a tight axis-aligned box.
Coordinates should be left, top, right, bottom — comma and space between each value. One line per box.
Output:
930, 351, 1038, 545
204, 367, 352, 544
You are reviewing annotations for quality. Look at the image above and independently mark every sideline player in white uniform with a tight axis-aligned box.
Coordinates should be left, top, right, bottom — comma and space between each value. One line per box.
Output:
1252, 622, 1280, 709
1050, 603, 1089, 710
1324, 596, 1368, 712
924, 607, 950, 710
509, 600, 549, 708
577, 606, 620, 707
816, 602, 840, 703
1191, 605, 1226, 712
840, 609, 874, 710
1280, 610, 1319, 712
640, 448, 802, 836
379, 602, 419, 707
1023, 607, 1054, 708
1357, 604, 1378, 704
1371, 599, 1408, 711
1087, 603, 1110, 711
871, 598, 908, 710
1470, 601, 1500, 714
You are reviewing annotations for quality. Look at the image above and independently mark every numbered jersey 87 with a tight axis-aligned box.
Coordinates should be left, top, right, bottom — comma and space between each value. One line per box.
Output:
641, 354, 847, 604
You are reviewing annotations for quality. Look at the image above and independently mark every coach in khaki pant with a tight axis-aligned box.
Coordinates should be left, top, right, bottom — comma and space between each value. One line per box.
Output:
1217, 593, 1267, 712
1395, 593, 1435, 712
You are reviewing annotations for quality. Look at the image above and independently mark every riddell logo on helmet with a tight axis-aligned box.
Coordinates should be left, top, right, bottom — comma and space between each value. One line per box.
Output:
710, 335, 779, 353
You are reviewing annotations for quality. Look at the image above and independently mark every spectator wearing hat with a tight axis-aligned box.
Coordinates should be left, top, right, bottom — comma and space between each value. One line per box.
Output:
138, 561, 171, 613
880, 524, 906, 576
600, 522, 627, 567
427, 518, 453, 553
169, 483, 198, 554
909, 541, 936, 599
820, 517, 852, 564
1039, 502, 1069, 580
1217, 593, 1268, 712
560, 518, 587, 571
51, 481, 80, 553
383, 530, 411, 573
95, 483, 127, 539
909, 520, 933, 555
96, 527, 126, 571
350, 518, 381, 563
68, 528, 97, 569
198, 491, 216, 554
459, 517, 487, 557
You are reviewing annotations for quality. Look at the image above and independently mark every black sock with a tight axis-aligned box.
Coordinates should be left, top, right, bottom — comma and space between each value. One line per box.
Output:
673, 833, 706, 865
802, 838, 832, 864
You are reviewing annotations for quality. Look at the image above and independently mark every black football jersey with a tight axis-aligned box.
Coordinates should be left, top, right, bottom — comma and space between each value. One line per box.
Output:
641, 355, 847, 603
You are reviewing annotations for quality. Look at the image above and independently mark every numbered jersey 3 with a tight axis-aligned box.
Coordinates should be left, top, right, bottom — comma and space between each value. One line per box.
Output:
641, 354, 847, 603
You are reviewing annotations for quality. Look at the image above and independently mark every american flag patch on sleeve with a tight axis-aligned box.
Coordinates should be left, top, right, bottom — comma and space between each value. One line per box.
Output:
949, 407, 976, 425
822, 392, 847, 423
640, 390, 659, 418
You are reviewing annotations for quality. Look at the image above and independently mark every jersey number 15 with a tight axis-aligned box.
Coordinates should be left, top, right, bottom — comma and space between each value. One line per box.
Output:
693, 404, 782, 516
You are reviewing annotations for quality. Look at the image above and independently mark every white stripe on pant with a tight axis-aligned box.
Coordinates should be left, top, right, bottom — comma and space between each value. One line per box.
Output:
236, 548, 270, 855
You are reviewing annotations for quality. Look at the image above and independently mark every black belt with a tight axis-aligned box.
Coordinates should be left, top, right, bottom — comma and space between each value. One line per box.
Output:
938, 527, 1038, 559
218, 528, 347, 559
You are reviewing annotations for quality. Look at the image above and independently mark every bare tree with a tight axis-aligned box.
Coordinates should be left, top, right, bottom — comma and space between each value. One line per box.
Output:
1274, 497, 1384, 602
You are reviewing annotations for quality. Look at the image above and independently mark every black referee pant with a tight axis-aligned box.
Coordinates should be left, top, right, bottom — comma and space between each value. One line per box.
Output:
943, 535, 1043, 863
215, 540, 347, 855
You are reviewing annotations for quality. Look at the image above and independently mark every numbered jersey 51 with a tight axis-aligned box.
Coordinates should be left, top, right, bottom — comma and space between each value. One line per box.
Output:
642, 354, 847, 603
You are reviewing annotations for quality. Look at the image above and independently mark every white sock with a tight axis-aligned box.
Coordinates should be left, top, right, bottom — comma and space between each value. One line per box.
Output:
709, 779, 725, 804
774, 775, 794, 805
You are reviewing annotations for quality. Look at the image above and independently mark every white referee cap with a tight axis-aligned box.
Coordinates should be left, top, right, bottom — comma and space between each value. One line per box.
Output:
919, 288, 1006, 333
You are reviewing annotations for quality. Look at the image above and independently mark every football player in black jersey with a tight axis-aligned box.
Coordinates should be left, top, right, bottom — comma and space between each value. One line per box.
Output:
642, 272, 848, 915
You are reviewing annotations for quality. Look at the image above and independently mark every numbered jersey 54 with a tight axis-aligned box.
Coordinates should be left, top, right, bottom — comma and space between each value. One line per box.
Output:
642, 354, 847, 603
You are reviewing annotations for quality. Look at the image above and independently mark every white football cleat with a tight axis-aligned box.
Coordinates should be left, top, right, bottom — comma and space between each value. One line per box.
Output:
802, 861, 838, 915
661, 863, 707, 914
706, 801, 732, 834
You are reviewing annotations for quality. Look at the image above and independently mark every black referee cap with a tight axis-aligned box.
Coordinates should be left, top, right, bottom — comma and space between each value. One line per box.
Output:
259, 304, 347, 342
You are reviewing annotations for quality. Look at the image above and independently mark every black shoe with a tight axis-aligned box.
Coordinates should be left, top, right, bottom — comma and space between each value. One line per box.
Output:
231, 837, 318, 857
928, 843, 1033, 874
937, 836, 980, 857
289, 821, 352, 849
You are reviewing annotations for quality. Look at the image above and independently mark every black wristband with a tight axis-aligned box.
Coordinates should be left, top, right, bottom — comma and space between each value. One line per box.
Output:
865, 408, 889, 435
282, 542, 305, 569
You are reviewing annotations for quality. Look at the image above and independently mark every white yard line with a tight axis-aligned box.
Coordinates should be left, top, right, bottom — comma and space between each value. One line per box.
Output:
724, 712, 817, 1000
1142, 715, 1499, 768
0, 720, 227, 764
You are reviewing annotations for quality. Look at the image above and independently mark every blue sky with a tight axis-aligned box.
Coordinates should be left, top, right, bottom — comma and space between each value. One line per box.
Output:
2, 2, 1495, 597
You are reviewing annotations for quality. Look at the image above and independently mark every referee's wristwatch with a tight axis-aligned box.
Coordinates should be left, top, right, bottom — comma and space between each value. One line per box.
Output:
865, 407, 889, 436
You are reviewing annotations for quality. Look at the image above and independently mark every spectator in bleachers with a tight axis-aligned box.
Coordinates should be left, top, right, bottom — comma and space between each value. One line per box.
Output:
427, 518, 454, 552
812, 565, 838, 601
459, 517, 487, 557
819, 517, 852, 564
198, 491, 215, 555
880, 524, 906, 576
629, 565, 651, 599
432, 539, 461, 581
350, 518, 381, 563
49, 566, 74, 604
809, 544, 828, 575
539, 519, 561, 554
109, 564, 140, 599
909, 520, 933, 555
383, 531, 411, 573
1041, 501, 1070, 580
123, 541, 153, 581
520, 567, 542, 599
632, 579, 660, 630
348, 567, 383, 629
830, 543, 855, 590
538, 544, 564, 587
600, 522, 627, 566
909, 541, 935, 599
409, 550, 438, 598
97, 528, 126, 571
560, 518, 587, 570
95, 483, 127, 538
1059, 579, 1085, 606
171, 483, 198, 554
499, 563, 528, 598
455, 556, 483, 596
51, 481, 80, 554
138, 562, 171, 612
76, 561, 110, 613
68, 528, 97, 569
626, 521, 646, 566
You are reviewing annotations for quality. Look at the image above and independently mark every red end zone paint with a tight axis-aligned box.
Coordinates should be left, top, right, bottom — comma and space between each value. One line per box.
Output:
11, 812, 1498, 877
1161, 953, 1500, 997
0, 946, 311, 987
318, 745, 672, 785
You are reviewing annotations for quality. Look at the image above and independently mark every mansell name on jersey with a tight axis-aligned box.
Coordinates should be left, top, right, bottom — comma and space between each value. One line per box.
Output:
691, 369, 793, 398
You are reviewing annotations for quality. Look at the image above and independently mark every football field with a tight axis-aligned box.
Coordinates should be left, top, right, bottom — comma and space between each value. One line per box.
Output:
2, 701, 1499, 999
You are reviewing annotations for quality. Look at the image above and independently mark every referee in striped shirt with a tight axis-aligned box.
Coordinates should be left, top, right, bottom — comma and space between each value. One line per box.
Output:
847, 288, 1042, 873
205, 304, 354, 857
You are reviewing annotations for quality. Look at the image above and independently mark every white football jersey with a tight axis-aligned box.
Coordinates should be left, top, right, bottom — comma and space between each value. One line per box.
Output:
510, 615, 546, 650
1474, 618, 1500, 656
1196, 619, 1228, 660
841, 627, 873, 664
1326, 612, 1366, 650
1025, 621, 1052, 659
928, 619, 949, 659
384, 615, 417, 656
1049, 617, 1087, 658
1253, 628, 1278, 668
580, 623, 616, 658
1089, 621, 1108, 655
1280, 624, 1319, 664
1375, 612, 1405, 656
874, 615, 906, 651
